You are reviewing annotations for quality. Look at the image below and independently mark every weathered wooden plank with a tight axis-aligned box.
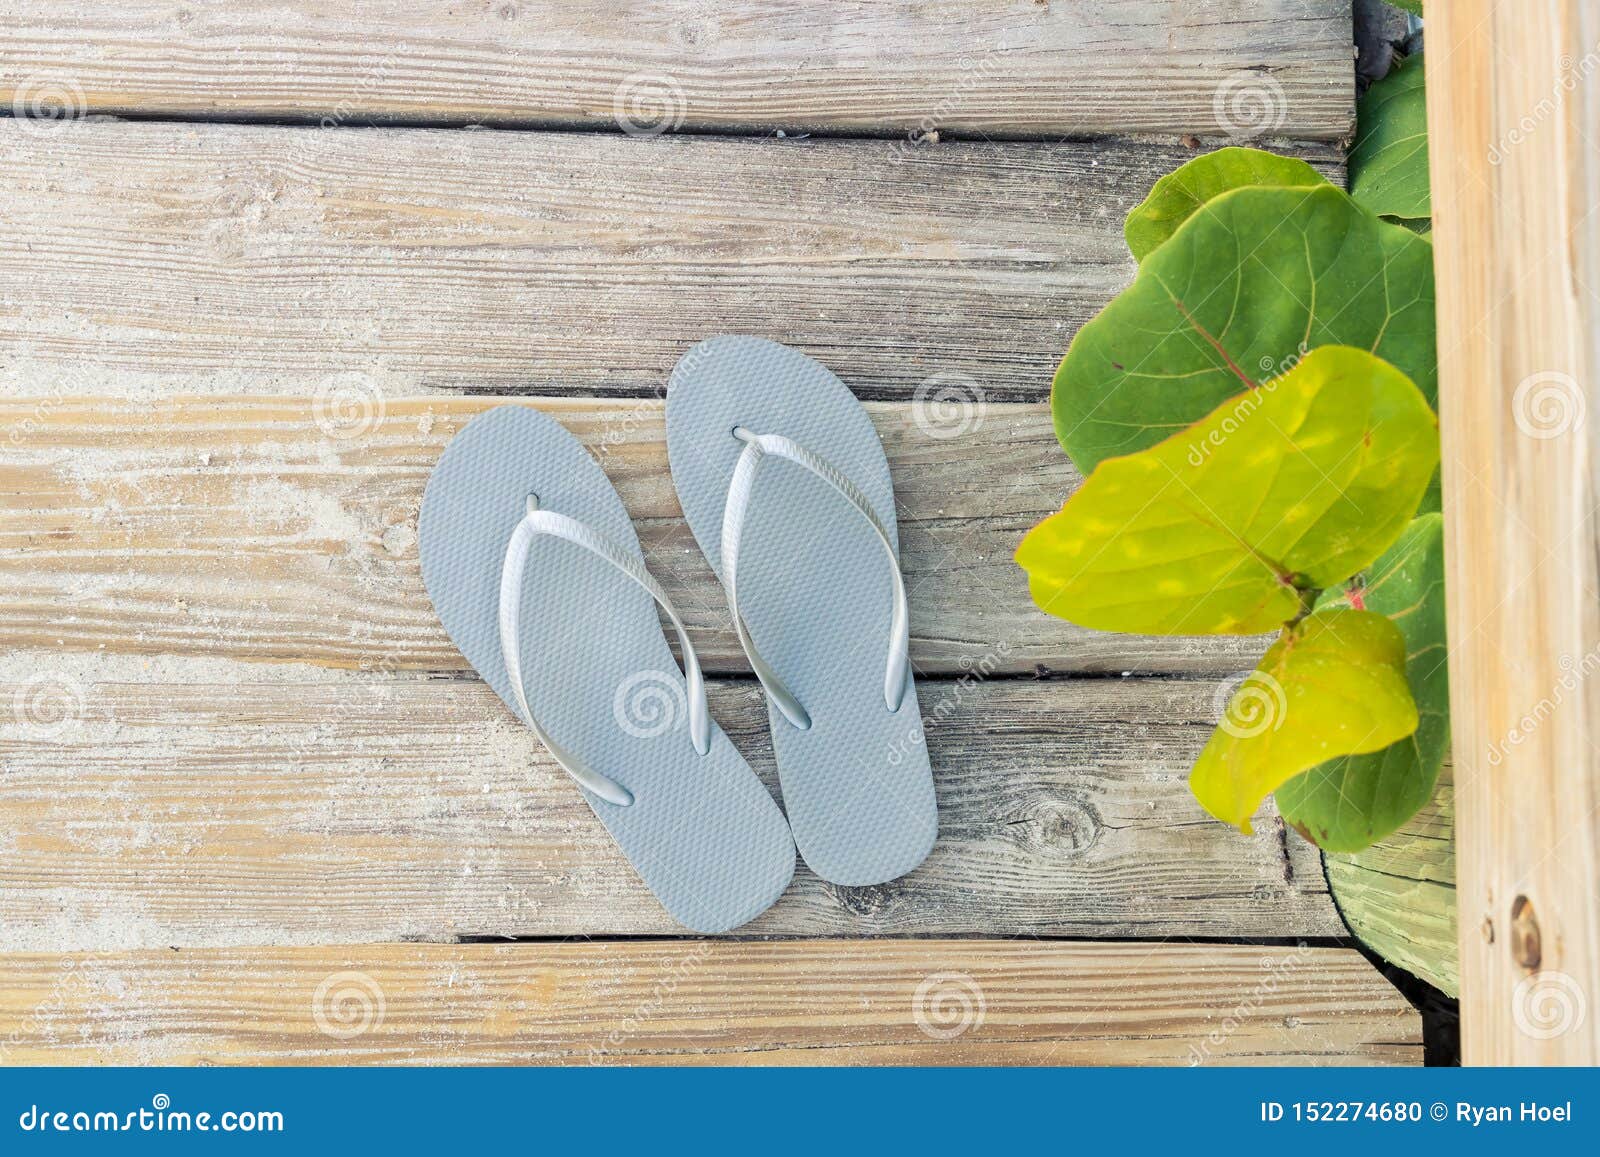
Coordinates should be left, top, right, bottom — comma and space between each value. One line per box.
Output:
0, 1, 1355, 141
1326, 761, 1457, 997
0, 653, 1339, 949
0, 121, 1342, 402
0, 395, 1267, 676
1427, 2, 1600, 1063
0, 941, 1421, 1066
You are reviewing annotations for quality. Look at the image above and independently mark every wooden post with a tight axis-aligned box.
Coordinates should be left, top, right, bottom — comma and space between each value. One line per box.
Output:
1428, 1, 1600, 1064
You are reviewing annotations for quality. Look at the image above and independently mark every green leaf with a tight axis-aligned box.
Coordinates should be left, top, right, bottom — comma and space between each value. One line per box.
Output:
1124, 147, 1328, 262
1053, 184, 1437, 477
1191, 608, 1419, 834
1350, 55, 1430, 220
1017, 346, 1439, 635
1389, 0, 1422, 16
1276, 514, 1448, 851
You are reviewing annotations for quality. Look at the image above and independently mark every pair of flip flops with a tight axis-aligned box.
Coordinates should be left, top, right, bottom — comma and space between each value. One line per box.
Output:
418, 337, 938, 932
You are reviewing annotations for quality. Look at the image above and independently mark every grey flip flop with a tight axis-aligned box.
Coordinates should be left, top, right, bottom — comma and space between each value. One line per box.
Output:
667, 337, 938, 886
418, 404, 795, 933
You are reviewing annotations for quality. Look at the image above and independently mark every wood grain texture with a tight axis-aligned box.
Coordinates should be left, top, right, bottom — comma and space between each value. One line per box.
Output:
0, 5, 1410, 1066
0, 395, 1268, 676
1427, 2, 1600, 1062
0, 121, 1341, 403
1326, 761, 1457, 996
0, 654, 1339, 948
0, 1, 1355, 140
0, 941, 1421, 1066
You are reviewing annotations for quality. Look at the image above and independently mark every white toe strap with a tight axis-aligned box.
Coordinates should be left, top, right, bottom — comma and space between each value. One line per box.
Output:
721, 427, 910, 728
499, 495, 711, 808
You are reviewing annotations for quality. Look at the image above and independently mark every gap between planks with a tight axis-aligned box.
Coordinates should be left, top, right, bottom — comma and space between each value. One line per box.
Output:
0, 940, 1420, 1066
0, 120, 1343, 402
0, 0, 1356, 140
0, 654, 1339, 949
0, 395, 1270, 676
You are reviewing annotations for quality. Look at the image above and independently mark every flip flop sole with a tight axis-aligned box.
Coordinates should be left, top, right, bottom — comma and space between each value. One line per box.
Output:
419, 404, 795, 932
667, 337, 938, 886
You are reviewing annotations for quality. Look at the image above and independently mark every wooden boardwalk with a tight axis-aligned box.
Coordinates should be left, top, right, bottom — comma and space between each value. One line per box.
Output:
0, 1, 1424, 1064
